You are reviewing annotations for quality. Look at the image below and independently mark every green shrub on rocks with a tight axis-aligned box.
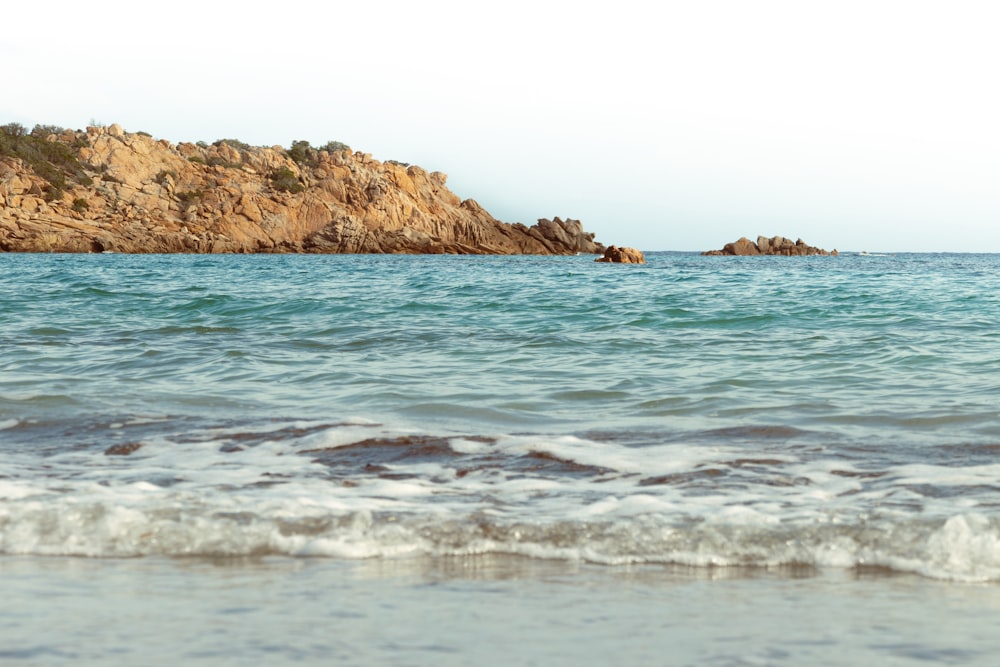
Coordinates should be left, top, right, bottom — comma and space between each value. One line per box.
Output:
319, 140, 350, 154
0, 122, 91, 200
270, 167, 304, 193
287, 140, 317, 167
215, 138, 252, 151
1, 122, 28, 138
206, 156, 241, 169
30, 124, 65, 138
176, 190, 204, 207
288, 139, 352, 166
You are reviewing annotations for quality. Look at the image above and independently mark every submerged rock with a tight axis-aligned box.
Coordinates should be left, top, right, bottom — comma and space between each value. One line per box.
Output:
703, 235, 837, 256
104, 442, 143, 456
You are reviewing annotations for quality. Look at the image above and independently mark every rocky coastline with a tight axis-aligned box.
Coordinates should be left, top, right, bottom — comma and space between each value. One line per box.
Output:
703, 235, 837, 256
0, 123, 605, 255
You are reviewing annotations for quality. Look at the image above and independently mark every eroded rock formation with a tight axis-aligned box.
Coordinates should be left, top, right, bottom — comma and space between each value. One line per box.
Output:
0, 123, 605, 255
702, 235, 837, 256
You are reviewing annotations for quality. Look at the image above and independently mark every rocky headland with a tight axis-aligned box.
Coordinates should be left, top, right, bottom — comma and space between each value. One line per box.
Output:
703, 235, 837, 256
0, 122, 605, 255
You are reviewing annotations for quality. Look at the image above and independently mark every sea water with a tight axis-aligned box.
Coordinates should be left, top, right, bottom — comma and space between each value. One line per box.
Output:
2, 252, 999, 665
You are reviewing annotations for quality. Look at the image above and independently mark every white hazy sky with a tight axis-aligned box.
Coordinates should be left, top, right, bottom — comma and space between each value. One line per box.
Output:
4, 0, 998, 251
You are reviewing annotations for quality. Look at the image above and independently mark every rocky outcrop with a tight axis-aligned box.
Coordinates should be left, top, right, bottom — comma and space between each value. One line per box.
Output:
0, 123, 605, 255
702, 235, 837, 256
595, 245, 645, 264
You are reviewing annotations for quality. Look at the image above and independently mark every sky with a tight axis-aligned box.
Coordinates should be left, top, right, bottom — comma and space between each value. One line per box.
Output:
4, 0, 998, 252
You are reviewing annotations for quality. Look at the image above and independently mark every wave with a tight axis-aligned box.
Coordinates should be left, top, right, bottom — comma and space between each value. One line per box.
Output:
1, 492, 997, 581
0, 419, 998, 581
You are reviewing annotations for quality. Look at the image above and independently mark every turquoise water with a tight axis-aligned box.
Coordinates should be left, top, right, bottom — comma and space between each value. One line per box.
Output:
2, 252, 1000, 664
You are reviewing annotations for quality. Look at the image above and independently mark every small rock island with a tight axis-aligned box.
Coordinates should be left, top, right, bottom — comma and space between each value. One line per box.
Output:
595, 245, 645, 264
703, 235, 837, 256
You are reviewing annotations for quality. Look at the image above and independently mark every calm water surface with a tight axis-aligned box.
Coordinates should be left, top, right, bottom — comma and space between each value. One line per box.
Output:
2, 252, 999, 664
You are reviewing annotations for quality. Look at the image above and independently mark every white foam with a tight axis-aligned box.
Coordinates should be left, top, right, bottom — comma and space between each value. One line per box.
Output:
892, 463, 1000, 486
579, 494, 677, 518
291, 423, 393, 450
0, 480, 44, 500
499, 434, 755, 477
3, 420, 1000, 581
2, 473, 1000, 581
921, 514, 1000, 581
705, 505, 782, 525
448, 437, 493, 454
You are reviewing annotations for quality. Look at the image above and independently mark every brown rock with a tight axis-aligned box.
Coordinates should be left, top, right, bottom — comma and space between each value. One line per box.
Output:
595, 245, 645, 264
725, 237, 760, 256
703, 235, 837, 256
105, 442, 143, 456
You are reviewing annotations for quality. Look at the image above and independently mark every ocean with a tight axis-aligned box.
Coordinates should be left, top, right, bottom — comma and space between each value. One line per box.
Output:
2, 251, 999, 665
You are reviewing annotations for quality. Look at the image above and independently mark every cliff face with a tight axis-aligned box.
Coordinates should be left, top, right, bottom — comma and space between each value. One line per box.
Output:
0, 123, 604, 255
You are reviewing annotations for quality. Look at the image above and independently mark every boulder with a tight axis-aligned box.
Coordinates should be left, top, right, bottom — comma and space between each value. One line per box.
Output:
535, 217, 603, 254
595, 245, 645, 264
724, 237, 760, 256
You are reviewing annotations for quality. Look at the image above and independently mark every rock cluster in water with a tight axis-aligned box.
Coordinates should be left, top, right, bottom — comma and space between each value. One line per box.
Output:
0, 123, 606, 255
702, 235, 837, 256
595, 245, 645, 264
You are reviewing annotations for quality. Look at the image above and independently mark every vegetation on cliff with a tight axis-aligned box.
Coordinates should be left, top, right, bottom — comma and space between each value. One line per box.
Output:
0, 123, 91, 201
0, 122, 604, 255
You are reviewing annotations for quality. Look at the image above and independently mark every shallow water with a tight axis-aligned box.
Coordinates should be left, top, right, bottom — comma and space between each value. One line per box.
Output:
3, 556, 1000, 666
2, 251, 1000, 663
